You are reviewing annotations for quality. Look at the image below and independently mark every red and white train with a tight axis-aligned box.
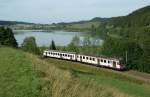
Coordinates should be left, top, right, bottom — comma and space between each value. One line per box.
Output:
43, 50, 126, 70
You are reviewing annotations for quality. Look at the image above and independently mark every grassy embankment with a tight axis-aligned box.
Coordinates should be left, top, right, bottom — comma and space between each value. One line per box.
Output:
0, 47, 150, 97
45, 58, 150, 97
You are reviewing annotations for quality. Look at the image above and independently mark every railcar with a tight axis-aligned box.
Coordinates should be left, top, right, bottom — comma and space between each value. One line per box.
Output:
97, 57, 125, 70
43, 50, 125, 70
43, 50, 76, 61
77, 54, 98, 65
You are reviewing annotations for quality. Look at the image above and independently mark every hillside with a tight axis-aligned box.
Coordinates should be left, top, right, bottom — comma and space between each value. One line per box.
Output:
54, 18, 107, 32
54, 6, 150, 32
0, 20, 34, 26
108, 6, 150, 27
0, 47, 41, 97
0, 47, 150, 97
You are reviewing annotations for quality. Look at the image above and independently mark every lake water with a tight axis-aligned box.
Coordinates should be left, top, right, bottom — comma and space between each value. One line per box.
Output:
14, 30, 102, 47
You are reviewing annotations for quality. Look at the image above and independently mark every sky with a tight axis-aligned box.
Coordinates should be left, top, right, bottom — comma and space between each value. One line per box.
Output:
0, 0, 149, 24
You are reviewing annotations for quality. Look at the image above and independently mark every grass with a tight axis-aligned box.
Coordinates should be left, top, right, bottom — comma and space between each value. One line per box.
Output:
0, 47, 149, 97
45, 58, 150, 97
0, 47, 131, 97
0, 47, 41, 97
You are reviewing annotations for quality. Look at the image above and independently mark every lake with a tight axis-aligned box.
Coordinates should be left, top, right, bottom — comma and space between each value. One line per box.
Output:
14, 30, 102, 47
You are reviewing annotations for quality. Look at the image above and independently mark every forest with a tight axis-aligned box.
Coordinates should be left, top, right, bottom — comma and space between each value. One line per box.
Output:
94, 6, 150, 73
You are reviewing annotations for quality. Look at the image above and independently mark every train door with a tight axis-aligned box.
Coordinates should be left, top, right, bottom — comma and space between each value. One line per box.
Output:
113, 61, 116, 68
70, 55, 73, 60
98, 59, 100, 65
80, 56, 82, 62
60, 53, 62, 58
44, 52, 47, 57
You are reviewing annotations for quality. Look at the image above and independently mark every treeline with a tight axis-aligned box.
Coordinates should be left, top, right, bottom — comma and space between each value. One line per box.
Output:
56, 35, 102, 57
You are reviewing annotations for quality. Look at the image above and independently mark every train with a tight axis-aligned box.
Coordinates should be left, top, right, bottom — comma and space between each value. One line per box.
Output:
43, 50, 126, 70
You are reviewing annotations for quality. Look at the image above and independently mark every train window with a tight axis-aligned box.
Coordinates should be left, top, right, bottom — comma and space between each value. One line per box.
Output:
93, 58, 95, 61
108, 61, 110, 63
83, 56, 85, 59
58, 53, 60, 55
101, 59, 103, 62
63, 54, 64, 56
80, 56, 82, 58
86, 57, 88, 60
90, 57, 92, 60
104, 60, 106, 63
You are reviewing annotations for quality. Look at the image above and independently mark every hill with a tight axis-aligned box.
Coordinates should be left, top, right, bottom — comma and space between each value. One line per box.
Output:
0, 20, 34, 26
0, 47, 150, 97
54, 17, 110, 32
54, 6, 150, 32
108, 6, 150, 27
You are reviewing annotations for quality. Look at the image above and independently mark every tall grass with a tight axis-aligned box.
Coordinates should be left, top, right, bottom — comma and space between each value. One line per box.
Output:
44, 58, 150, 97
29, 54, 131, 97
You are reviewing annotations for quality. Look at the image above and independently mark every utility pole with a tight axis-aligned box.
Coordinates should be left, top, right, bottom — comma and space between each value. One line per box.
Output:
125, 51, 128, 64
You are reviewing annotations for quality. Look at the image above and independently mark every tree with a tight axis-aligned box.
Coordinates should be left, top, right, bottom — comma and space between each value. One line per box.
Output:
21, 37, 40, 55
82, 36, 91, 46
70, 35, 80, 46
67, 42, 79, 53
91, 24, 96, 36
101, 37, 143, 70
0, 27, 18, 47
50, 40, 56, 50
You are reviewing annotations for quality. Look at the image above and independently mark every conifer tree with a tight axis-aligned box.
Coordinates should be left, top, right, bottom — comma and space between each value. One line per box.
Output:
50, 40, 56, 50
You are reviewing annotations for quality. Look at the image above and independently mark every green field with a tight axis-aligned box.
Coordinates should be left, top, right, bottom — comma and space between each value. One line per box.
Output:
65, 21, 100, 29
0, 47, 150, 97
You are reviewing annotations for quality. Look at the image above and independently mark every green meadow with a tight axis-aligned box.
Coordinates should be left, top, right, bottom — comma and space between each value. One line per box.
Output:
0, 47, 150, 97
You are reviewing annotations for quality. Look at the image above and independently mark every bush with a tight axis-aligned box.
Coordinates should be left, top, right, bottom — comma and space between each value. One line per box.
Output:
21, 37, 40, 55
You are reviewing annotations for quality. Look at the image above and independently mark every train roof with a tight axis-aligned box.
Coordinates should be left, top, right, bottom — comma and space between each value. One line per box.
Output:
44, 50, 122, 61
44, 50, 76, 54
77, 54, 122, 61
